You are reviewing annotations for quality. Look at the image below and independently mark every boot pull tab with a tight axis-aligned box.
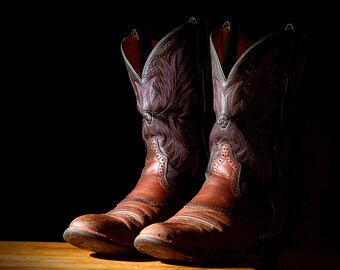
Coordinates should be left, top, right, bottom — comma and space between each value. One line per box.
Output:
131, 29, 153, 69
222, 20, 240, 75
222, 21, 231, 29
189, 16, 212, 159
189, 16, 210, 80
189, 16, 198, 25
285, 23, 295, 31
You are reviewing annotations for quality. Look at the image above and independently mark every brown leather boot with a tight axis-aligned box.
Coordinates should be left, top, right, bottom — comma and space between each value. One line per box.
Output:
63, 17, 213, 255
134, 21, 308, 263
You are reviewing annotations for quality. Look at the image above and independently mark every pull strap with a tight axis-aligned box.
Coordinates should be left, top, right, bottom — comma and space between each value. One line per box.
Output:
131, 29, 153, 69
189, 16, 210, 83
221, 21, 241, 75
190, 16, 213, 159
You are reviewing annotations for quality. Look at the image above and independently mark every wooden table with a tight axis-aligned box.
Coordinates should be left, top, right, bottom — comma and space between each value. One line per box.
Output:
0, 241, 339, 269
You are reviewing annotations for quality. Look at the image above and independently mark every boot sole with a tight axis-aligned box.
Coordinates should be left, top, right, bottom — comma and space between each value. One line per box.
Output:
63, 228, 136, 255
134, 235, 244, 263
134, 235, 205, 262
134, 232, 283, 264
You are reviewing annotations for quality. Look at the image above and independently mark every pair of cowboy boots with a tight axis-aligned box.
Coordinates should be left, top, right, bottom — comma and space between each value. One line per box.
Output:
63, 17, 307, 263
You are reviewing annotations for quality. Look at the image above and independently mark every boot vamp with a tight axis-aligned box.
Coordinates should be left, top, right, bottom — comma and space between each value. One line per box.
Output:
106, 172, 186, 226
68, 199, 179, 244
139, 203, 254, 254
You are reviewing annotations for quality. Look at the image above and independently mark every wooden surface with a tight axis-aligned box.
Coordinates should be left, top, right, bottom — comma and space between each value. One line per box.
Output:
0, 241, 256, 270
0, 241, 339, 270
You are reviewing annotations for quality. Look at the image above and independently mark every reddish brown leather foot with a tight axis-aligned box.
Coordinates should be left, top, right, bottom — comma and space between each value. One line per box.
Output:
134, 198, 282, 263
133, 202, 254, 263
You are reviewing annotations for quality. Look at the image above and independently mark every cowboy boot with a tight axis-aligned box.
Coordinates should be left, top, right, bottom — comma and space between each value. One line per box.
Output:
63, 17, 212, 255
134, 21, 307, 263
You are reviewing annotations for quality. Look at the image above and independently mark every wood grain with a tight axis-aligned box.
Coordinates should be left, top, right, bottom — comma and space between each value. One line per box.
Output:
1, 241, 339, 269
0, 241, 256, 269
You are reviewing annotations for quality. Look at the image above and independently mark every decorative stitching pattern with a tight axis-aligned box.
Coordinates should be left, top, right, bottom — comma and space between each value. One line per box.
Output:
207, 144, 241, 197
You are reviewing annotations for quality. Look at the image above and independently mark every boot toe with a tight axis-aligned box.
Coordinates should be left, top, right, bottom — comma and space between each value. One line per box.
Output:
134, 222, 204, 262
63, 214, 138, 255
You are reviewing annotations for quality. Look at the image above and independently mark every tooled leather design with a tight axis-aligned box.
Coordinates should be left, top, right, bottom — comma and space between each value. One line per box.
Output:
123, 34, 201, 189
208, 42, 282, 186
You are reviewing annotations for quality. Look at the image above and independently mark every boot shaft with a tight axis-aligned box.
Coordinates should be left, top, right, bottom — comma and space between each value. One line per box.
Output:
121, 17, 212, 192
209, 22, 307, 197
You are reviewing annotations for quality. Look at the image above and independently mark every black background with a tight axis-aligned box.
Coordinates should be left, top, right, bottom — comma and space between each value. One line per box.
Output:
3, 0, 338, 256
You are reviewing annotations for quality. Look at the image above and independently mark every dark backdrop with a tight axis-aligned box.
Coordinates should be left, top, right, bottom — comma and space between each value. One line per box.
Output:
3, 0, 338, 255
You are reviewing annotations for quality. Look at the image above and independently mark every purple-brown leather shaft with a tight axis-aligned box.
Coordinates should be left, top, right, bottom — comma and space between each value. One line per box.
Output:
63, 17, 211, 254
134, 22, 307, 262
